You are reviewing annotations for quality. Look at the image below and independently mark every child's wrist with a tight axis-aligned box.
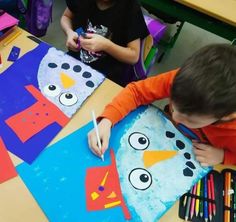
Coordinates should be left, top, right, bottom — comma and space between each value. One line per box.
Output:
103, 39, 111, 52
66, 29, 75, 36
101, 118, 112, 128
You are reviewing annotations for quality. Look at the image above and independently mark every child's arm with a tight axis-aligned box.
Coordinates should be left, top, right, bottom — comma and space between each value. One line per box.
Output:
61, 7, 79, 52
79, 33, 140, 64
100, 69, 178, 125
88, 69, 178, 156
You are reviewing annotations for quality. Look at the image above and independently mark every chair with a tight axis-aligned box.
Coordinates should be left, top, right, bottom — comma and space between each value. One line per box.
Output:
133, 14, 167, 80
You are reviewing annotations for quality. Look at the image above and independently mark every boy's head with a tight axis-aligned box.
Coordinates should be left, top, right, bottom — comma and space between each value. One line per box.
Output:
171, 44, 236, 128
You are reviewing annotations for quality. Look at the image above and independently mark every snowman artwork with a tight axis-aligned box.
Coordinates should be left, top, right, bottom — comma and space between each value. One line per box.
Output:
0, 43, 105, 164
17, 105, 209, 222
86, 106, 209, 222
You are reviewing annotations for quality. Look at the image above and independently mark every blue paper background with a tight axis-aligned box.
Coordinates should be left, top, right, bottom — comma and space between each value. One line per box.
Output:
17, 106, 210, 222
0, 42, 104, 163
0, 43, 60, 163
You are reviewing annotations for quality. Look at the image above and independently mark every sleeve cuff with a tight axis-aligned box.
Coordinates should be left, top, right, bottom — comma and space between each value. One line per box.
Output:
98, 105, 124, 126
223, 150, 236, 165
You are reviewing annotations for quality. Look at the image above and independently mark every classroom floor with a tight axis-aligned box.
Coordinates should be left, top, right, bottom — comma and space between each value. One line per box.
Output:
41, 0, 230, 108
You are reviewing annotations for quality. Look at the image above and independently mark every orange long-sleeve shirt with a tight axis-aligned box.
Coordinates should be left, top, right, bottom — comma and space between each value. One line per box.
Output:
101, 69, 236, 165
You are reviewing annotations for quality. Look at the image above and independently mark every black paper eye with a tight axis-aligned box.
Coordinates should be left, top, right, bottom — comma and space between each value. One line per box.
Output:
128, 132, 150, 150
86, 80, 94, 88
82, 71, 92, 78
61, 63, 70, 70
48, 63, 58, 68
165, 131, 175, 138
73, 65, 82, 73
176, 140, 185, 150
59, 92, 78, 106
129, 168, 152, 190
43, 84, 61, 97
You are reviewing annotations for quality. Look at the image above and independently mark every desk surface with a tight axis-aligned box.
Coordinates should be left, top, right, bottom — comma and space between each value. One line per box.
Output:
0, 29, 235, 222
176, 0, 236, 27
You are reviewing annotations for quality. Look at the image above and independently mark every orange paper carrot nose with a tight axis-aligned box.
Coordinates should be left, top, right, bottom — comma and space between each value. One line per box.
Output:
143, 150, 178, 168
60, 72, 75, 88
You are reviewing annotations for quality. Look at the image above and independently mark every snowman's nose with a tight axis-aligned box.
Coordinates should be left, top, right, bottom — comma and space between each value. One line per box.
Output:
143, 150, 178, 168
60, 72, 75, 88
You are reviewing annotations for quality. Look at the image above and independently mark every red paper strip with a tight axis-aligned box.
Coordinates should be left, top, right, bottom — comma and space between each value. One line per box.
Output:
0, 137, 17, 183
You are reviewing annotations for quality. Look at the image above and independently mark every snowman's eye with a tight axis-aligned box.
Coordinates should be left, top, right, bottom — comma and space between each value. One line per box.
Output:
59, 93, 78, 106
48, 63, 57, 68
43, 84, 61, 97
128, 132, 150, 150
61, 63, 70, 70
129, 168, 152, 190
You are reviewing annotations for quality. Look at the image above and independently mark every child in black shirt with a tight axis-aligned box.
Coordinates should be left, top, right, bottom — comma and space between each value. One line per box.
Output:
61, 0, 149, 86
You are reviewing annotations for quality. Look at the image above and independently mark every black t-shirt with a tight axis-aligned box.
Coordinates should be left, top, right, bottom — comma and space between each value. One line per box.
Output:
66, 0, 149, 86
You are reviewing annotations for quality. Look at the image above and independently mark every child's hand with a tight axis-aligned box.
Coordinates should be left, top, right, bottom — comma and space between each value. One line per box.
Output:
87, 118, 112, 157
66, 30, 79, 51
79, 33, 109, 52
192, 141, 224, 167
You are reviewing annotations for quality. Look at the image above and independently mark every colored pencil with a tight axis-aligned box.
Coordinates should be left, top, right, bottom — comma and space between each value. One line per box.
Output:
185, 187, 193, 221
183, 194, 187, 207
224, 172, 228, 222
208, 179, 213, 221
204, 175, 209, 222
200, 178, 204, 218
195, 180, 201, 217
91, 110, 104, 161
190, 183, 197, 219
224, 172, 231, 222
210, 174, 216, 216
234, 181, 236, 222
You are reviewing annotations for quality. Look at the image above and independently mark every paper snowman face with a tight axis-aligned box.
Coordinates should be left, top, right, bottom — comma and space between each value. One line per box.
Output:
113, 106, 208, 222
37, 48, 105, 117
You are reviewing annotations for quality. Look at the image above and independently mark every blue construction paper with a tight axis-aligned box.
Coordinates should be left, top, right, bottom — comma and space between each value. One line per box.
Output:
17, 106, 210, 222
0, 42, 105, 163
7, 46, 21, 61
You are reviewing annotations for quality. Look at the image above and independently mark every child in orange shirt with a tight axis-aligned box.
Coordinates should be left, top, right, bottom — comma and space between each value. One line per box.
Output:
88, 44, 236, 166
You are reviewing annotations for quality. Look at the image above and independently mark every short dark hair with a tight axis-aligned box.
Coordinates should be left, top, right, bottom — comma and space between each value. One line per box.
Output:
171, 44, 236, 118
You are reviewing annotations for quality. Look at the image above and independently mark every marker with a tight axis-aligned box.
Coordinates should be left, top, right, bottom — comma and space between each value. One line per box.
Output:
91, 110, 104, 161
